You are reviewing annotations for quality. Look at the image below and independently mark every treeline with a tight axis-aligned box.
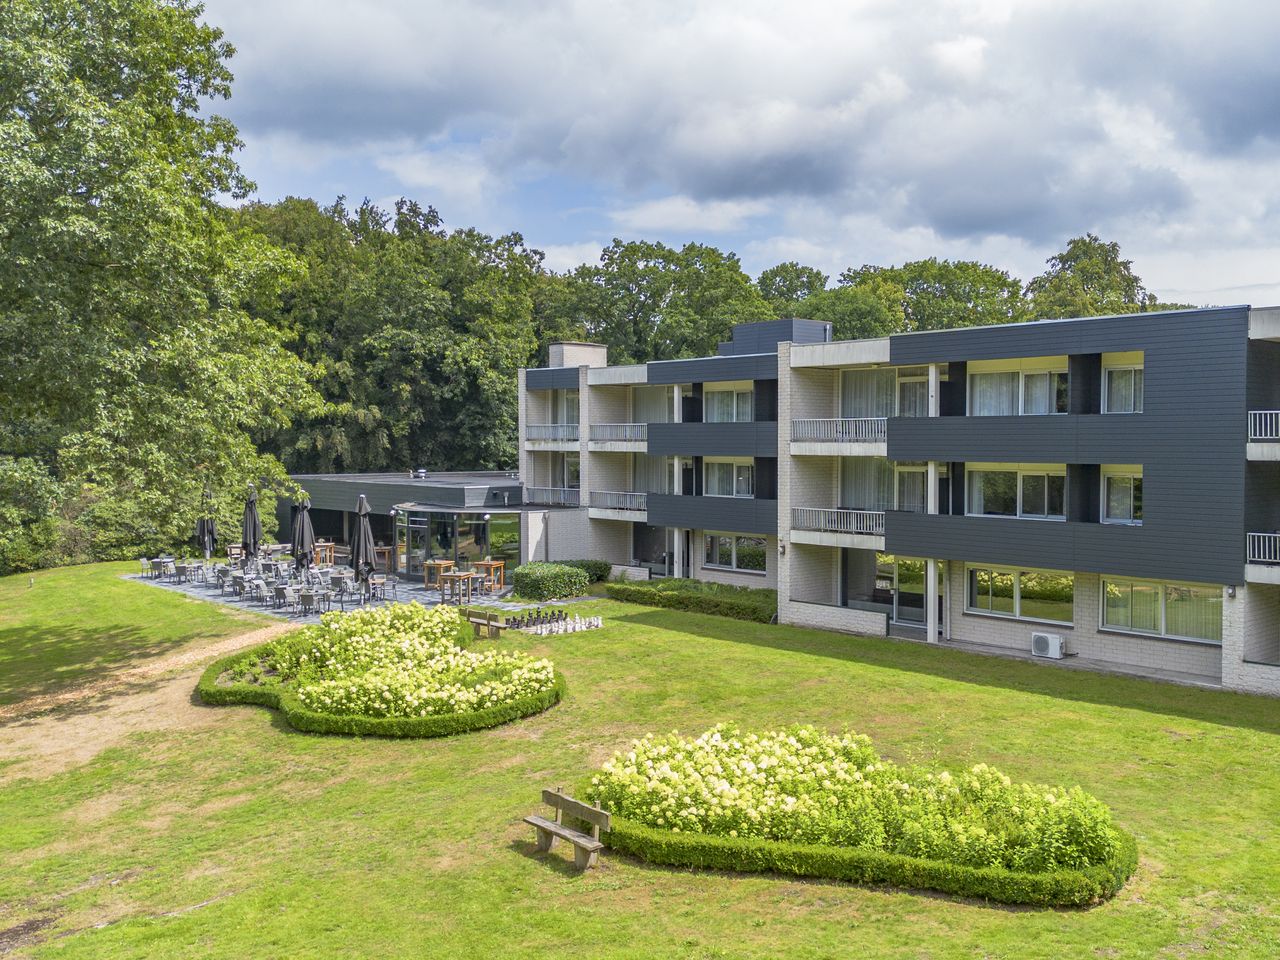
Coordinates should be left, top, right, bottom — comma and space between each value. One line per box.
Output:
0, 0, 1196, 574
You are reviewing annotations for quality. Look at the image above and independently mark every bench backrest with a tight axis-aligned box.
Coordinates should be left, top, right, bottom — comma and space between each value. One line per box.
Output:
542, 789, 610, 831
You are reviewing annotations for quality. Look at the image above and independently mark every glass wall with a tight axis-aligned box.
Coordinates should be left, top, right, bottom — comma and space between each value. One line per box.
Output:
393, 507, 522, 579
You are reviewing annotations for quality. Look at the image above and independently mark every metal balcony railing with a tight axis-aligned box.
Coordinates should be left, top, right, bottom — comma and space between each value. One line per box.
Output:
791, 418, 887, 443
791, 507, 886, 536
526, 424, 579, 441
1249, 411, 1280, 441
1247, 532, 1280, 564
588, 423, 647, 442
589, 490, 647, 511
524, 486, 581, 507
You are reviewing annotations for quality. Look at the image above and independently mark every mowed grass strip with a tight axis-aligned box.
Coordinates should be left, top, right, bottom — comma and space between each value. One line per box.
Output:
0, 562, 271, 705
0, 590, 1278, 958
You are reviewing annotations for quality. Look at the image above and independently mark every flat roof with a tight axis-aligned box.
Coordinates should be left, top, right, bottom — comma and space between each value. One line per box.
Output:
292, 470, 519, 488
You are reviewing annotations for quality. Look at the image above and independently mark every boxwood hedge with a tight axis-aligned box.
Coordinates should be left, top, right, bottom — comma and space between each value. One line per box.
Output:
511, 562, 591, 600
604, 578, 777, 623
561, 558, 612, 583
601, 815, 1138, 907
197, 644, 566, 738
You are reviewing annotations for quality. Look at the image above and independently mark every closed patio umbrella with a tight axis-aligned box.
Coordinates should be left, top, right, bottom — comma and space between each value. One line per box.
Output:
194, 490, 218, 561
241, 485, 263, 568
291, 498, 316, 573
349, 494, 377, 591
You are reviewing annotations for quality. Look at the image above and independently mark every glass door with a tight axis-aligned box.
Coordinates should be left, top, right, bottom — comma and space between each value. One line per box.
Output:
893, 558, 926, 623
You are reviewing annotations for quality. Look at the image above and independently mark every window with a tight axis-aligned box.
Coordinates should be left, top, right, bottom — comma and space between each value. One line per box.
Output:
705, 459, 754, 498
967, 465, 1067, 520
705, 386, 753, 422
1102, 470, 1142, 524
1102, 578, 1222, 643
558, 453, 580, 489
552, 389, 579, 424
840, 457, 894, 512
1104, 367, 1144, 413
703, 533, 767, 573
967, 566, 1074, 624
897, 375, 928, 417
970, 370, 1068, 416
841, 368, 896, 419
896, 465, 927, 513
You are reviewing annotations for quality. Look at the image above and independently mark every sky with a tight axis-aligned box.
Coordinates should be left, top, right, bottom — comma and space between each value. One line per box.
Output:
201, 0, 1280, 305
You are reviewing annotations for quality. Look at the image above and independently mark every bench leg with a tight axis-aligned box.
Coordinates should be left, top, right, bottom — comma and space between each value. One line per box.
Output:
573, 844, 598, 870
534, 826, 556, 853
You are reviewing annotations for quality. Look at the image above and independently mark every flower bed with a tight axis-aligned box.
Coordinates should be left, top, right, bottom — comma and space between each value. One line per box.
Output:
586, 725, 1136, 906
198, 603, 564, 737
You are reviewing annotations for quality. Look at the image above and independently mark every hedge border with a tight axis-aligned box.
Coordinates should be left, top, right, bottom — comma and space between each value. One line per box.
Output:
603, 581, 777, 624
197, 644, 566, 738
600, 815, 1138, 908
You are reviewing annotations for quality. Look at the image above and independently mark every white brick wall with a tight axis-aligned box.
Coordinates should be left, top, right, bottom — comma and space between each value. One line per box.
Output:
791, 456, 839, 510
785, 599, 888, 636
588, 384, 630, 424
544, 508, 591, 561
588, 451, 631, 492
589, 517, 633, 564
1223, 582, 1280, 696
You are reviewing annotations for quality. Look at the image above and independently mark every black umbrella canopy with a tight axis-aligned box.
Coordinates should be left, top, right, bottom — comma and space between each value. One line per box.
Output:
349, 494, 377, 584
291, 498, 316, 572
194, 489, 218, 560
241, 486, 263, 565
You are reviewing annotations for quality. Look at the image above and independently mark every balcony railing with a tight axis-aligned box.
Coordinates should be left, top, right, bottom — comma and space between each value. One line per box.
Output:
589, 490, 647, 511
791, 418, 887, 443
791, 507, 886, 536
525, 486, 581, 507
589, 423, 647, 442
1248, 532, 1280, 564
1250, 411, 1280, 441
526, 423, 579, 441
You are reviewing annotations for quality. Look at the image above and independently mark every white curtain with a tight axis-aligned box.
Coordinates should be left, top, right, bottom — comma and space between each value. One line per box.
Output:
841, 369, 896, 418
705, 390, 736, 422
1022, 373, 1051, 415
633, 454, 670, 494
897, 470, 926, 513
969, 372, 1019, 416
840, 457, 894, 511
633, 385, 671, 423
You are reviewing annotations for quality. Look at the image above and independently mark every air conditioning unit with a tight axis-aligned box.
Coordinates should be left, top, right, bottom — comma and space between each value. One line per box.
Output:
1031, 632, 1066, 660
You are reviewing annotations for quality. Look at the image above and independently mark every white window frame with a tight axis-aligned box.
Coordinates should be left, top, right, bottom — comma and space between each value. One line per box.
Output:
702, 532, 768, 574
966, 360, 1069, 417
894, 463, 928, 512
965, 464, 1067, 521
896, 370, 930, 418
965, 564, 1075, 626
1099, 576, 1223, 645
704, 458, 754, 498
1102, 365, 1144, 414
1101, 467, 1143, 525
703, 382, 754, 423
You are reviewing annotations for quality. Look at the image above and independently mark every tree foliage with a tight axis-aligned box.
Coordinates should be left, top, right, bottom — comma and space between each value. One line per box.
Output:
840, 258, 1029, 331
1025, 233, 1194, 319
757, 261, 829, 313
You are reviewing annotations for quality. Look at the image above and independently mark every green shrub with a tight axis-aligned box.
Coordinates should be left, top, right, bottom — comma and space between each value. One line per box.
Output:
511, 562, 591, 600
561, 558, 612, 583
605, 578, 776, 623
585, 724, 1136, 906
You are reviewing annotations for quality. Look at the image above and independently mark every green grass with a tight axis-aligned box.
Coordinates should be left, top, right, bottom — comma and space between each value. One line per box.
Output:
0, 563, 270, 705
1, 585, 1279, 957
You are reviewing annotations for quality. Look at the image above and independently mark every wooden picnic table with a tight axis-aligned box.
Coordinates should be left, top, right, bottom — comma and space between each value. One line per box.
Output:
424, 558, 454, 589
473, 559, 505, 590
440, 570, 478, 605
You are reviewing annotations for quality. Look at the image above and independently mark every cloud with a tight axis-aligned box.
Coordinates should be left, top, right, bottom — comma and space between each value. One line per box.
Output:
611, 196, 770, 233
374, 145, 498, 209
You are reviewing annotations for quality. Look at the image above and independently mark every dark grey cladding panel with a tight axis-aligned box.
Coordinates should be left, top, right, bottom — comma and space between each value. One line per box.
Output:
888, 306, 1249, 365
295, 479, 421, 515
889, 415, 1156, 462
718, 319, 831, 355
648, 421, 778, 457
526, 366, 580, 390
884, 512, 1244, 585
647, 353, 778, 384
647, 494, 778, 535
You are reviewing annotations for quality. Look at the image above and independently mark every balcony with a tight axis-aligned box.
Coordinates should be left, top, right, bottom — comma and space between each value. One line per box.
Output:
524, 423, 579, 450
1247, 532, 1280, 583
1248, 411, 1280, 460
588, 423, 647, 451
524, 486, 581, 507
790, 418, 886, 456
789, 507, 885, 549
588, 490, 648, 521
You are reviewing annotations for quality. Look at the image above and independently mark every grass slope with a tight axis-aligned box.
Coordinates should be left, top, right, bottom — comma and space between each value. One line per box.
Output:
1, 594, 1278, 957
0, 563, 270, 705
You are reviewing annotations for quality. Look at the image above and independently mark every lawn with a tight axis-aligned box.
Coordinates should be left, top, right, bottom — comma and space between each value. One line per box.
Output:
0, 563, 270, 706
1, 580, 1278, 957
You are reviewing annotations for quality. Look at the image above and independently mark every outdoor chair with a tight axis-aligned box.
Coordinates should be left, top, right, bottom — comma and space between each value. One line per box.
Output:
151, 559, 165, 579
139, 558, 150, 577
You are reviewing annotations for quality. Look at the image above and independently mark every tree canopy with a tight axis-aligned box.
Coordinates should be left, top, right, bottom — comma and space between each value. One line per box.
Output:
1025, 233, 1194, 318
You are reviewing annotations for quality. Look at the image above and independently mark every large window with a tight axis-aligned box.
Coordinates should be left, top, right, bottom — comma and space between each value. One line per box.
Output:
703, 534, 767, 573
1102, 469, 1142, 524
969, 369, 1068, 416
1102, 578, 1222, 643
840, 457, 894, 512
967, 465, 1066, 520
705, 459, 754, 498
895, 465, 927, 513
967, 566, 1074, 624
840, 368, 896, 419
552, 388, 579, 424
896, 371, 929, 417
705, 385, 754, 423
1104, 367, 1144, 413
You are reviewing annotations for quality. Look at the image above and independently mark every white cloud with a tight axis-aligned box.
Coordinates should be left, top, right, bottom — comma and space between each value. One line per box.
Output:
538, 241, 605, 273
374, 145, 497, 210
611, 196, 770, 233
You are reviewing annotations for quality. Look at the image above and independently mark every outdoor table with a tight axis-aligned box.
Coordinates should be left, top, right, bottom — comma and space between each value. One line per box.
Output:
440, 570, 478, 605
473, 560, 505, 591
374, 545, 392, 572
314, 542, 335, 565
424, 559, 454, 589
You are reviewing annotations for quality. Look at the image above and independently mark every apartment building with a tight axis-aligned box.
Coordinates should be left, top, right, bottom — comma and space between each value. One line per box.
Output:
517, 307, 1280, 696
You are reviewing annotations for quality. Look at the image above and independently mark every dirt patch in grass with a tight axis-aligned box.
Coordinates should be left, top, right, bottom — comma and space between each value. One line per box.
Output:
0, 914, 58, 955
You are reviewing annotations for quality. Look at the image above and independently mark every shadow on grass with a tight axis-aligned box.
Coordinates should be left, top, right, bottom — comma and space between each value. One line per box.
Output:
610, 607, 1280, 736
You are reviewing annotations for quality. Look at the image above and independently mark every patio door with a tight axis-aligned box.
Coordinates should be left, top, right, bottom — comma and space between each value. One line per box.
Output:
893, 558, 926, 624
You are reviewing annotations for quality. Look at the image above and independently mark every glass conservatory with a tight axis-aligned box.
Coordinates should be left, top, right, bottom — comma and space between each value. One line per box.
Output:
391, 504, 522, 580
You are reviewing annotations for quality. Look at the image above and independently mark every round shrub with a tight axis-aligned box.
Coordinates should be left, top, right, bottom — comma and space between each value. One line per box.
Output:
561, 558, 612, 583
511, 561, 590, 600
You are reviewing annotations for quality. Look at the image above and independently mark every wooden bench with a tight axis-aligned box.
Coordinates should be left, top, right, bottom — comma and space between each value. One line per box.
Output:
523, 788, 610, 870
460, 607, 506, 638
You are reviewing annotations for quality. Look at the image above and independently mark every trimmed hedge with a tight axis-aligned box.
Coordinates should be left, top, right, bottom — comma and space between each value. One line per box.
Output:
601, 815, 1138, 907
561, 558, 612, 583
511, 562, 591, 600
605, 578, 777, 623
198, 644, 566, 738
